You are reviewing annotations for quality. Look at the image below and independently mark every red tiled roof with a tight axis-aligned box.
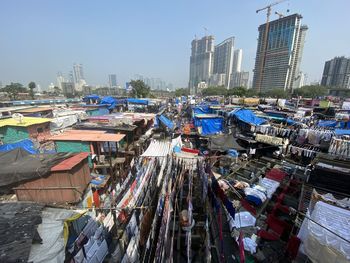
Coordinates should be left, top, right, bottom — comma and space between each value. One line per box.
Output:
51, 152, 90, 171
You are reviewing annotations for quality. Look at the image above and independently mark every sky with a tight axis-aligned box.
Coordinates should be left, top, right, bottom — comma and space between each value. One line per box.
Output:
0, 0, 349, 90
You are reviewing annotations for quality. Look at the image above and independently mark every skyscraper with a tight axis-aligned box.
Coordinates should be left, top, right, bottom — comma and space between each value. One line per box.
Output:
56, 72, 65, 90
73, 63, 86, 92
73, 64, 85, 83
212, 37, 235, 89
189, 35, 215, 94
109, 74, 117, 88
252, 14, 308, 92
321, 56, 350, 89
232, 49, 242, 73
231, 71, 249, 88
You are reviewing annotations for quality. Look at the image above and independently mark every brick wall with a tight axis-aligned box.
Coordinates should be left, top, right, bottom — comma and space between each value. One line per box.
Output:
27, 123, 51, 142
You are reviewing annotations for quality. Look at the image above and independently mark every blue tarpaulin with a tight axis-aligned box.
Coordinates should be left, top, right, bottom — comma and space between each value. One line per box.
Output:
158, 115, 174, 130
193, 105, 212, 115
127, 98, 149, 105
229, 108, 267, 126
194, 117, 223, 135
335, 129, 350, 136
83, 94, 100, 102
100, 96, 116, 110
0, 139, 38, 154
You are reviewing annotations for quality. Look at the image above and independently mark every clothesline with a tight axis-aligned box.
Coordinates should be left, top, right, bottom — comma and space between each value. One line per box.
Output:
297, 210, 350, 244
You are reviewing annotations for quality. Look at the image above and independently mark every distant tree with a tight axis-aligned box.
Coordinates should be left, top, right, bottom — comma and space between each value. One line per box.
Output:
28, 81, 36, 99
175, 88, 189, 97
202, 86, 227, 96
1, 82, 27, 100
53, 86, 61, 96
227, 86, 247, 97
263, 88, 289, 98
66, 93, 75, 98
129, 80, 150, 98
293, 85, 328, 98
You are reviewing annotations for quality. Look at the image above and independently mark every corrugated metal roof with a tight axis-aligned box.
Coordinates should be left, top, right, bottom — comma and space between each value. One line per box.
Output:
49, 130, 125, 142
51, 152, 89, 171
0, 117, 52, 127
141, 140, 171, 157
14, 107, 53, 113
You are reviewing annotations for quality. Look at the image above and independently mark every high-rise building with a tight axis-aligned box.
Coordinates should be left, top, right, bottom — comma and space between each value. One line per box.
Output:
73, 64, 85, 83
108, 74, 117, 88
189, 35, 215, 94
56, 72, 65, 90
321, 56, 350, 89
73, 63, 86, 91
61, 82, 75, 96
231, 71, 249, 88
252, 14, 308, 92
232, 49, 242, 73
212, 37, 235, 89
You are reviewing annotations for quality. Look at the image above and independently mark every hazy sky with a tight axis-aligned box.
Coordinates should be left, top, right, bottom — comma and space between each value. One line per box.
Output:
1, 0, 349, 89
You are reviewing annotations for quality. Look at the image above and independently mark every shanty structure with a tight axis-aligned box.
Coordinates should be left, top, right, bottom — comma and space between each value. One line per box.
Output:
49, 130, 125, 170
13, 107, 53, 117
0, 116, 52, 143
14, 152, 91, 203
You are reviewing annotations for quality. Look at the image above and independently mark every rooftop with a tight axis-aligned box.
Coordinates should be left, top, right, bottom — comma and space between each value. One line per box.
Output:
14, 107, 53, 114
0, 117, 52, 127
49, 130, 125, 142
51, 152, 90, 172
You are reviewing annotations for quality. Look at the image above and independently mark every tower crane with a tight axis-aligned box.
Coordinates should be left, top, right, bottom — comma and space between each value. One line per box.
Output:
255, 0, 288, 93
275, 11, 285, 18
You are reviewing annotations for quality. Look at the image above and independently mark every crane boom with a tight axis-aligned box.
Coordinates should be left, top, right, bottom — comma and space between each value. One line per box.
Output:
256, 0, 287, 13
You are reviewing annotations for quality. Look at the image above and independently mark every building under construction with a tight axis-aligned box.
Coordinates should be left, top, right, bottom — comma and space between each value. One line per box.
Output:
252, 13, 308, 92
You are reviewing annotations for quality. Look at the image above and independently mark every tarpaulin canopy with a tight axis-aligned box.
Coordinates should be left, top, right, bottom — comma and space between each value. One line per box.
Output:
0, 139, 38, 154
193, 105, 212, 115
100, 96, 116, 110
127, 98, 149, 105
0, 148, 72, 189
207, 134, 246, 151
158, 115, 174, 130
82, 94, 100, 102
229, 108, 267, 126
335, 129, 350, 136
194, 117, 223, 135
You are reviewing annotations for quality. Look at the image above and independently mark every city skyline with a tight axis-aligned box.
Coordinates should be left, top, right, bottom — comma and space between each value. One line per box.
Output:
0, 0, 349, 90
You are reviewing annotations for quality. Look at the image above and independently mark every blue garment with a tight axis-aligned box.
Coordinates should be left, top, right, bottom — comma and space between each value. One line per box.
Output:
246, 195, 263, 206
223, 198, 236, 220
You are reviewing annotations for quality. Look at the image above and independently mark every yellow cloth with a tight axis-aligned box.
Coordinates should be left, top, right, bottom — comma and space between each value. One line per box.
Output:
63, 210, 88, 246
